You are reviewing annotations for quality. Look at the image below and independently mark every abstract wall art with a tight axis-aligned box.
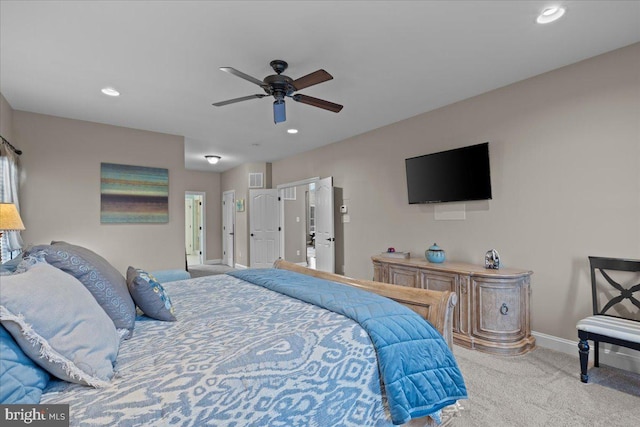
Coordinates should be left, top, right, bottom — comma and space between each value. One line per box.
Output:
101, 163, 169, 223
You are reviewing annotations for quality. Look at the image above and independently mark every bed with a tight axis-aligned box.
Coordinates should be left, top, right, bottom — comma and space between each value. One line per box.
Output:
1, 242, 467, 426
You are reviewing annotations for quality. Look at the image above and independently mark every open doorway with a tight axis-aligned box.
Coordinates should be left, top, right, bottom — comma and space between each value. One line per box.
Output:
306, 183, 316, 269
185, 192, 205, 266
279, 181, 313, 268
278, 177, 334, 272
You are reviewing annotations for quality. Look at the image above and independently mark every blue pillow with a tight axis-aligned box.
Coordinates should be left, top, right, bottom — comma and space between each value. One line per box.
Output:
26, 242, 136, 338
0, 325, 50, 404
0, 263, 120, 387
150, 269, 191, 283
126, 267, 177, 321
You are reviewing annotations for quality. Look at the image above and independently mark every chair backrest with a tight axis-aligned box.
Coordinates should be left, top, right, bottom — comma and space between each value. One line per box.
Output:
588, 256, 640, 321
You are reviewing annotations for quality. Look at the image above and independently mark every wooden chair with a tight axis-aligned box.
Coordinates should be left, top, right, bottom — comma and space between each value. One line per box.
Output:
577, 256, 640, 382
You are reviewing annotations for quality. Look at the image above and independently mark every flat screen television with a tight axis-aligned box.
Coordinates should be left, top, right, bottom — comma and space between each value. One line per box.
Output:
405, 142, 492, 204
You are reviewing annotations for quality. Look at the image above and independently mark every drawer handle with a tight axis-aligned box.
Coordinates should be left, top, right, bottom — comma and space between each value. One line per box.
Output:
500, 303, 509, 315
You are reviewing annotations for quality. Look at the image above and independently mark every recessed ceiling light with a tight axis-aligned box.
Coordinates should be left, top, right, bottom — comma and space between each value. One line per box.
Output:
536, 6, 566, 24
101, 87, 120, 97
287, 129, 298, 134
205, 155, 221, 164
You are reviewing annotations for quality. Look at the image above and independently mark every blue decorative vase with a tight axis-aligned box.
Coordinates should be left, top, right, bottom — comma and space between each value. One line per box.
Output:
426, 243, 446, 263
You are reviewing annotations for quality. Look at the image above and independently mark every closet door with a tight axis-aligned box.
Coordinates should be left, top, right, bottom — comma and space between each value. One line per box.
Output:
314, 177, 334, 273
249, 189, 279, 268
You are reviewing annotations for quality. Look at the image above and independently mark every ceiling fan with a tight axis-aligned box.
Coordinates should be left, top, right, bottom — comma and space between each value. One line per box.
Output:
212, 60, 343, 124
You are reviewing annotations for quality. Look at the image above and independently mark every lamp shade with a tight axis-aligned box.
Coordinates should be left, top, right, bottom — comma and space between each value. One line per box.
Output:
0, 203, 25, 231
205, 155, 221, 164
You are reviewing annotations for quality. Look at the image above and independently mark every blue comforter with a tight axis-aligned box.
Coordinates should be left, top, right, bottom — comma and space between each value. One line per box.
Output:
229, 269, 468, 425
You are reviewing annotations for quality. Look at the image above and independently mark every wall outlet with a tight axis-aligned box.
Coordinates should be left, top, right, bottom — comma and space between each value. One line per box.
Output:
296, 250, 301, 256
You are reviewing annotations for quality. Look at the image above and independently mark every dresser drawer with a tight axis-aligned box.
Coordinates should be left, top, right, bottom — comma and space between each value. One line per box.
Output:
388, 265, 419, 288
419, 270, 457, 292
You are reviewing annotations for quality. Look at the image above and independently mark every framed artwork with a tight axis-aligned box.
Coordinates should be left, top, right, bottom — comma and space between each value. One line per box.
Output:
236, 199, 245, 212
101, 163, 169, 223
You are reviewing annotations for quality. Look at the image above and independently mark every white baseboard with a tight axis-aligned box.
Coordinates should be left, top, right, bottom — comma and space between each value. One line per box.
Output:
234, 263, 248, 270
533, 330, 640, 374
204, 259, 222, 265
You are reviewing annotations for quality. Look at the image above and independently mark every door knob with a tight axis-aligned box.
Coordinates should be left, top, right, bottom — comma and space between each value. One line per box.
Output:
500, 303, 509, 315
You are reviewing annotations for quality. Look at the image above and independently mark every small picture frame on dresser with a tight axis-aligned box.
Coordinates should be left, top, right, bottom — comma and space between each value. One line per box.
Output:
380, 251, 410, 259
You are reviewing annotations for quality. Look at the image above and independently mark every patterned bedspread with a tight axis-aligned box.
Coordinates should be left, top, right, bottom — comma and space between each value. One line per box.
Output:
40, 274, 415, 426
230, 269, 467, 424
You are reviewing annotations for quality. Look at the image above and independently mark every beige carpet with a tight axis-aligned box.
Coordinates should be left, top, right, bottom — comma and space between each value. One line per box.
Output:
448, 345, 640, 426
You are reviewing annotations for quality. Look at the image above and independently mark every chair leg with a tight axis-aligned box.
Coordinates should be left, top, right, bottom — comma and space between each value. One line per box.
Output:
594, 340, 599, 367
578, 339, 590, 383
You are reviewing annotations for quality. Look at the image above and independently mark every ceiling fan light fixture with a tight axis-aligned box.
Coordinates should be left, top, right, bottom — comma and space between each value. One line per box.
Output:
536, 6, 566, 24
101, 87, 120, 97
274, 100, 286, 124
205, 155, 221, 164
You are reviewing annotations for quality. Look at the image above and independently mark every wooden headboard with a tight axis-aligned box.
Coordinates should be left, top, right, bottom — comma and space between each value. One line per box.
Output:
273, 260, 457, 350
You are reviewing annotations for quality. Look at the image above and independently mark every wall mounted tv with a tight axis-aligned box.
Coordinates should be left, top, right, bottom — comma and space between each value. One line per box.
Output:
405, 142, 492, 204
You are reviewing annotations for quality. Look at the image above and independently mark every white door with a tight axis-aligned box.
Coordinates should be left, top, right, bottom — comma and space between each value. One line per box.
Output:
250, 189, 280, 268
185, 193, 205, 265
315, 177, 335, 273
222, 191, 235, 268
185, 199, 194, 255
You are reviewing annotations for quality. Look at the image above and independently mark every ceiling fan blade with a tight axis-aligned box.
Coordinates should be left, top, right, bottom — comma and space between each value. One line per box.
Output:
220, 67, 265, 87
292, 94, 343, 113
212, 94, 267, 107
291, 69, 333, 91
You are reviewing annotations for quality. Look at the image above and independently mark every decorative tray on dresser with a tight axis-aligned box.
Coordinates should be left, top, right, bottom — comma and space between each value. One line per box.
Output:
372, 255, 535, 355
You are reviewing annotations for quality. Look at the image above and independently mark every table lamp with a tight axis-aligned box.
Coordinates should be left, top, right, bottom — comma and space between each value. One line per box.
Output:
0, 203, 25, 264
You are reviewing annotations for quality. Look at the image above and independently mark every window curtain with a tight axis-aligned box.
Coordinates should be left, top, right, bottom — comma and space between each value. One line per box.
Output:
0, 139, 24, 259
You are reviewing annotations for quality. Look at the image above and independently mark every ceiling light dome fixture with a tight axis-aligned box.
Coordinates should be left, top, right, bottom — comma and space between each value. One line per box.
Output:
287, 129, 298, 134
205, 155, 221, 164
101, 87, 120, 97
536, 6, 566, 24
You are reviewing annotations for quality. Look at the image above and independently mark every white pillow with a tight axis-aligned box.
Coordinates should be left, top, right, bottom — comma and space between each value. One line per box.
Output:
0, 263, 120, 387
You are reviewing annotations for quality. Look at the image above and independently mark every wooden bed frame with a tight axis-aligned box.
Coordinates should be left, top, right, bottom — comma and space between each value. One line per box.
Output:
273, 260, 457, 349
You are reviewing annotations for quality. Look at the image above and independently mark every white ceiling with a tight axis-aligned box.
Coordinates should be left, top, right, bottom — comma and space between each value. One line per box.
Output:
1, 1, 639, 172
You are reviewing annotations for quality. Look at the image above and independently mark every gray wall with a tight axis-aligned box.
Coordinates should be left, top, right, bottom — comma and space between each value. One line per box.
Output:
0, 93, 13, 141
7, 110, 221, 273
271, 43, 640, 342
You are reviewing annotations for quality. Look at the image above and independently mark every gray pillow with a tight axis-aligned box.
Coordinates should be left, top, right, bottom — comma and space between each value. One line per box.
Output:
0, 263, 120, 387
127, 267, 177, 321
27, 242, 136, 337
